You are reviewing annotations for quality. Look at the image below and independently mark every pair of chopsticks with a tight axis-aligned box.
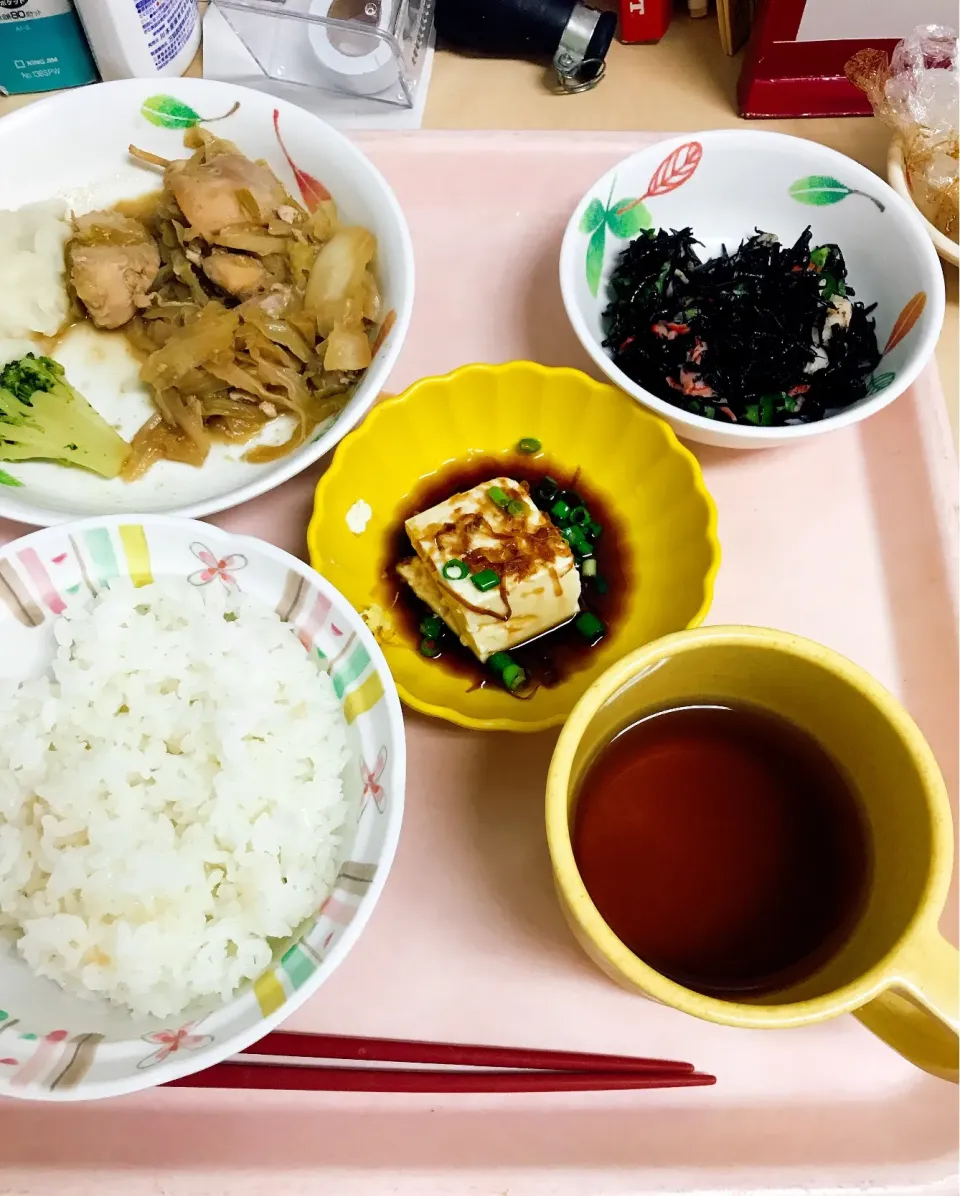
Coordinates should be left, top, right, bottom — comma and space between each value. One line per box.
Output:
167, 1032, 716, 1092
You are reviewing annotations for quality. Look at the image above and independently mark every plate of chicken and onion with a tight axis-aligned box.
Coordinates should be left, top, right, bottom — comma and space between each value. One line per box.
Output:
0, 79, 413, 524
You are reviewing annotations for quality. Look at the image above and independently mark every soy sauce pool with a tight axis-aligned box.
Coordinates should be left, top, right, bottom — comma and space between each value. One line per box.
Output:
384, 454, 630, 692
572, 703, 872, 997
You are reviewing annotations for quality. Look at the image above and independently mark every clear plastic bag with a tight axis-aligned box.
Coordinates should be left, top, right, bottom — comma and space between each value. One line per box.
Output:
847, 25, 958, 240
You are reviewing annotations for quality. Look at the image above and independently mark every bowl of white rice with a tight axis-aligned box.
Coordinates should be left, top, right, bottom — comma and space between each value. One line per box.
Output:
0, 515, 404, 1100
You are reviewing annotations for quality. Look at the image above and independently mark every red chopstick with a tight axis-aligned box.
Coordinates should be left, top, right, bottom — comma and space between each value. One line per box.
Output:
170, 1064, 716, 1093
239, 1031, 697, 1074
165, 1032, 715, 1093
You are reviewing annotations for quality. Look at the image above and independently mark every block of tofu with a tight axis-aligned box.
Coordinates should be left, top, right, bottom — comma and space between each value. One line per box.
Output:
397, 477, 581, 662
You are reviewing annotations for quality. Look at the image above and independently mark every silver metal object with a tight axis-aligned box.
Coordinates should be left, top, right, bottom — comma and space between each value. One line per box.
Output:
553, 3, 605, 93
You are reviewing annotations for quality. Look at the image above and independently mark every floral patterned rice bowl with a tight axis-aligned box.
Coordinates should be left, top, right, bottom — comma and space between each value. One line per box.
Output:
0, 515, 404, 1100
559, 130, 945, 449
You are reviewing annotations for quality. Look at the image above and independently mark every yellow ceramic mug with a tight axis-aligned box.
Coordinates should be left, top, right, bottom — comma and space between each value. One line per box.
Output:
545, 626, 959, 1082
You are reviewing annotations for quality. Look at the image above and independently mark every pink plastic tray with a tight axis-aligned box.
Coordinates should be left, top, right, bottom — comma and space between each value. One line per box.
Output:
0, 133, 957, 1196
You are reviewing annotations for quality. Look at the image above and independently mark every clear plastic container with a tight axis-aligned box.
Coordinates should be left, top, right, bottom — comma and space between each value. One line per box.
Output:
213, 0, 434, 108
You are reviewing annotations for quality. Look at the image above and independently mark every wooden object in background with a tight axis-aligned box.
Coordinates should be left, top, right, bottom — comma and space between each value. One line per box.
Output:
717, 0, 757, 55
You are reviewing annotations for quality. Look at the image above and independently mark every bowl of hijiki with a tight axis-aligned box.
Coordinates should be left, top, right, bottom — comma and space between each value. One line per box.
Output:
560, 130, 945, 449
0, 77, 413, 524
0, 515, 404, 1100
307, 361, 720, 732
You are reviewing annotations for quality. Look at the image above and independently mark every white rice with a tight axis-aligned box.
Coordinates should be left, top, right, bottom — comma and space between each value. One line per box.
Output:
0, 580, 350, 1019
0, 200, 72, 364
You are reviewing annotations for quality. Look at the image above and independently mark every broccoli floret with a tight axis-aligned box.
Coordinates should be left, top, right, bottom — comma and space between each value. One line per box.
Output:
0, 354, 130, 478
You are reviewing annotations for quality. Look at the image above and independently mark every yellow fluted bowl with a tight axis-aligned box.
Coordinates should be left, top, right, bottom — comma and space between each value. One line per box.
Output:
307, 362, 720, 731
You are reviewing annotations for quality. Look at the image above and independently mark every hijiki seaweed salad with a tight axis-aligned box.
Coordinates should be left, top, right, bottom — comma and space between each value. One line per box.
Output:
602, 227, 882, 426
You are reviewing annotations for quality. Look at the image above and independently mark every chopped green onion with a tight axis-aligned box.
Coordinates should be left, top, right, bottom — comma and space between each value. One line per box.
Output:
575, 611, 605, 644
420, 638, 441, 658
574, 544, 594, 561
582, 558, 598, 578
501, 662, 526, 692
489, 650, 526, 691
593, 576, 609, 595
507, 499, 526, 517
748, 394, 783, 426
562, 525, 587, 549
820, 272, 846, 300
702, 405, 716, 420
587, 521, 602, 540
488, 485, 509, 508
517, 438, 541, 454
488, 651, 513, 676
420, 614, 445, 639
810, 245, 830, 270
684, 306, 698, 319
550, 498, 571, 523
471, 568, 500, 592
569, 505, 591, 527
442, 559, 469, 581
538, 476, 559, 502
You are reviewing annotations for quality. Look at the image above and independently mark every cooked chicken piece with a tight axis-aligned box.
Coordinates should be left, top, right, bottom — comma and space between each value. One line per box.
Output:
72, 209, 148, 242
67, 211, 161, 330
165, 153, 287, 239
202, 250, 270, 298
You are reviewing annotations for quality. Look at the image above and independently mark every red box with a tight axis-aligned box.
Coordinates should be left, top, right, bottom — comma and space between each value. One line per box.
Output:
619, 0, 673, 45
738, 0, 899, 118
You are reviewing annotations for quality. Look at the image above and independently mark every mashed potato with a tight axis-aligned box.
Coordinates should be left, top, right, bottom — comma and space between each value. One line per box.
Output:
0, 200, 72, 364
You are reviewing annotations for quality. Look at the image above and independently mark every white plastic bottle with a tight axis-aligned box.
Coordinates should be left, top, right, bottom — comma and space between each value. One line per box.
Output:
73, 0, 200, 80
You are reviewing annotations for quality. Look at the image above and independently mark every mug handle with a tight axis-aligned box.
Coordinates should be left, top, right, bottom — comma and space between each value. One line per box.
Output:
854, 930, 959, 1083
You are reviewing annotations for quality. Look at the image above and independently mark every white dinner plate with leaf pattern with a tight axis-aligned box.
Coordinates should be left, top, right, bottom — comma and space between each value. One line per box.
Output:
0, 79, 414, 524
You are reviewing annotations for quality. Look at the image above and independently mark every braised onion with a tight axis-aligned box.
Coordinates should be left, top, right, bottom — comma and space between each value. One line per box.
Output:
79, 126, 391, 478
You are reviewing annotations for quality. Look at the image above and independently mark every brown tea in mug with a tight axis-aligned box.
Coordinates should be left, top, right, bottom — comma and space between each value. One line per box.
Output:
571, 703, 872, 996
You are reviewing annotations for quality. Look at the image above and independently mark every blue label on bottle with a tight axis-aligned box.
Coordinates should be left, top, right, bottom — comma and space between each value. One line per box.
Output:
136, 0, 198, 72
0, 3, 98, 95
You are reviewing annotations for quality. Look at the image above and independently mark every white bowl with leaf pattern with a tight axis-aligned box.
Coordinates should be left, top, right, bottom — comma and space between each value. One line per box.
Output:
559, 130, 945, 449
0, 515, 404, 1100
0, 78, 413, 523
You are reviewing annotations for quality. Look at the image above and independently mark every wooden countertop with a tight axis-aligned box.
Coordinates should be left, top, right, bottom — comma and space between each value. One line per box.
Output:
1, 13, 955, 429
